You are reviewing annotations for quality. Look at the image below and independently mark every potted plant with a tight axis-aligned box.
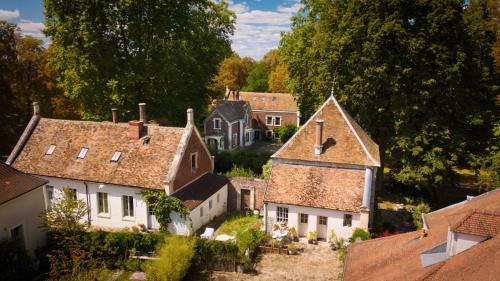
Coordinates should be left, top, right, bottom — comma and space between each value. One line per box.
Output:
328, 229, 337, 250
287, 242, 297, 255
307, 231, 317, 244
289, 227, 298, 242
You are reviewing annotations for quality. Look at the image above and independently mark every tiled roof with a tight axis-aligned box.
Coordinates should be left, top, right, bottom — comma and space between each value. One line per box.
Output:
343, 189, 500, 281
450, 209, 500, 237
264, 162, 365, 212
11, 118, 186, 190
238, 92, 298, 112
172, 173, 228, 210
272, 95, 380, 167
0, 162, 47, 205
213, 100, 249, 122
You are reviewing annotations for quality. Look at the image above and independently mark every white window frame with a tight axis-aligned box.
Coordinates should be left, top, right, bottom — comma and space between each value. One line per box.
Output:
233, 133, 238, 146
266, 130, 273, 138
191, 152, 198, 171
276, 206, 288, 223
111, 150, 122, 162
77, 147, 89, 159
300, 213, 308, 224
319, 216, 327, 225
209, 199, 213, 209
213, 118, 221, 129
122, 195, 134, 218
46, 144, 56, 155
274, 116, 282, 126
200, 206, 204, 217
266, 115, 273, 126
45, 185, 54, 204
68, 188, 77, 200
97, 192, 109, 215
217, 193, 220, 203
343, 214, 352, 227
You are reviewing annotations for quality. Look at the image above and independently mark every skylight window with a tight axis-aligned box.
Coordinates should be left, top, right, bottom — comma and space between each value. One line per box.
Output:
77, 147, 88, 159
111, 150, 122, 162
46, 144, 56, 155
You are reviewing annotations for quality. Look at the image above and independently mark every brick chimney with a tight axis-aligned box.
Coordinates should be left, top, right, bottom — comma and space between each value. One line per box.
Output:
314, 119, 324, 155
112, 108, 118, 123
33, 102, 40, 116
187, 108, 194, 126
139, 103, 146, 124
128, 120, 144, 140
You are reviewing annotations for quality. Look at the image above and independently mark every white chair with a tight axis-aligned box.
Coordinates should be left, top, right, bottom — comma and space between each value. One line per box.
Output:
200, 227, 215, 239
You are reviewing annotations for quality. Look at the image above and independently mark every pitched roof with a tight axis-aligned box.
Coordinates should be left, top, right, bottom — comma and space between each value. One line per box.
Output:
343, 189, 500, 281
450, 209, 500, 237
11, 118, 186, 190
0, 162, 47, 205
272, 95, 380, 167
238, 92, 298, 112
213, 100, 249, 122
172, 173, 228, 210
264, 162, 365, 212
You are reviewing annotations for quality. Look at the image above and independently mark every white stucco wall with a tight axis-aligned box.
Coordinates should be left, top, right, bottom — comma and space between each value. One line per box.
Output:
190, 184, 228, 232
0, 186, 46, 256
266, 203, 360, 241
447, 230, 487, 256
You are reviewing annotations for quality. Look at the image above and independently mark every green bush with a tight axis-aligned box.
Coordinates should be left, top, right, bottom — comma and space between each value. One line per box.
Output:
0, 238, 33, 281
406, 202, 431, 229
194, 239, 239, 267
349, 228, 371, 243
273, 124, 298, 143
213, 149, 271, 176
262, 159, 272, 179
224, 165, 257, 178
146, 235, 195, 281
236, 229, 266, 255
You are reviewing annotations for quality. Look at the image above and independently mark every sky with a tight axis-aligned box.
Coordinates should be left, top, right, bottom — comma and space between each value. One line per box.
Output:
0, 0, 302, 60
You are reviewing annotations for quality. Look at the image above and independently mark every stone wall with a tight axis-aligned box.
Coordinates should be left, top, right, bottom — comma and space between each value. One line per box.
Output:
227, 177, 266, 211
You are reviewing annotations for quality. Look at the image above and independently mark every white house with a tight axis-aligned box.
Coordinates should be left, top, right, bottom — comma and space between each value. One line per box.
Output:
7, 103, 228, 234
264, 95, 380, 241
0, 162, 48, 256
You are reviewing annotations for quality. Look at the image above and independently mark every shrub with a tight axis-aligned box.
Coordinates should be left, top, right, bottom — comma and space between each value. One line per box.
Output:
224, 165, 257, 178
349, 228, 371, 243
0, 238, 33, 281
236, 229, 266, 255
146, 235, 195, 281
273, 124, 298, 143
213, 149, 271, 175
406, 202, 431, 229
262, 159, 272, 179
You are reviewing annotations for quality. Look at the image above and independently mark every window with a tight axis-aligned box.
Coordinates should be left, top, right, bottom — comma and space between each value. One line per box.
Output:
111, 150, 122, 162
245, 132, 249, 142
148, 207, 154, 216
300, 213, 308, 224
276, 206, 288, 222
343, 214, 352, 227
274, 116, 282, 126
10, 225, 25, 249
213, 118, 221, 129
209, 199, 213, 209
233, 133, 238, 146
217, 193, 220, 203
266, 130, 273, 138
200, 206, 204, 217
97, 192, 109, 214
68, 188, 77, 200
46, 185, 54, 203
319, 216, 327, 225
46, 144, 56, 155
77, 147, 88, 159
266, 116, 273, 125
122, 195, 134, 217
191, 153, 198, 171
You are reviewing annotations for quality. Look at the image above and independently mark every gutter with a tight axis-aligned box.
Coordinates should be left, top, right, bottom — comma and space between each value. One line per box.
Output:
6, 102, 41, 165
84, 181, 91, 226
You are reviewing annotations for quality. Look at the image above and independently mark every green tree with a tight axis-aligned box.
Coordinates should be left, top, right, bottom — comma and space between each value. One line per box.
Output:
268, 63, 291, 93
242, 62, 270, 92
280, 0, 498, 199
274, 123, 297, 143
209, 55, 254, 95
44, 0, 234, 123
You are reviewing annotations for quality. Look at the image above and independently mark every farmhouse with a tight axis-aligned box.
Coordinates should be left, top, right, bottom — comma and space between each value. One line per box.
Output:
0, 162, 48, 256
7, 103, 228, 234
264, 95, 380, 241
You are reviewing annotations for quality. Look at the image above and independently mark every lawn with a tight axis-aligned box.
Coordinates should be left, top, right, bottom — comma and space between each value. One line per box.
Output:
215, 212, 262, 235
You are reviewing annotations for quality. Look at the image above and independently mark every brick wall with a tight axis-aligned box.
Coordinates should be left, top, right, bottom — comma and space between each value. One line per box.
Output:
227, 177, 266, 211
204, 112, 229, 150
252, 111, 298, 133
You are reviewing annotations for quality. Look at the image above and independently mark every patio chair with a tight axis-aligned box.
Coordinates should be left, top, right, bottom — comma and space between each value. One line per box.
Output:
200, 227, 215, 239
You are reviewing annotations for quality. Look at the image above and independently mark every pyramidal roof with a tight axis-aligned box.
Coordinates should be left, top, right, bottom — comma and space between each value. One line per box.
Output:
272, 95, 380, 167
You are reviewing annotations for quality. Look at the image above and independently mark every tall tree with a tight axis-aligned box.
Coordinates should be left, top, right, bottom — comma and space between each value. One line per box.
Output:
280, 0, 497, 198
209, 55, 254, 95
242, 62, 270, 92
268, 63, 291, 93
44, 0, 234, 123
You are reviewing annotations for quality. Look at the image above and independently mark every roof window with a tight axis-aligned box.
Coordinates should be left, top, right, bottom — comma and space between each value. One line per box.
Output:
111, 150, 122, 162
46, 144, 56, 155
272, 96, 277, 101
77, 147, 88, 159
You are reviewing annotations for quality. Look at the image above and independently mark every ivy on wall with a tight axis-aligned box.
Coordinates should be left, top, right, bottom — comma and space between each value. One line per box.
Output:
141, 191, 190, 232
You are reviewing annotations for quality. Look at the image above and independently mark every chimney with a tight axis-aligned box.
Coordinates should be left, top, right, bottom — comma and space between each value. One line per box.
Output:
187, 108, 194, 126
112, 108, 118, 123
236, 90, 240, 101
314, 120, 324, 155
33, 101, 40, 116
139, 103, 147, 124
128, 120, 144, 140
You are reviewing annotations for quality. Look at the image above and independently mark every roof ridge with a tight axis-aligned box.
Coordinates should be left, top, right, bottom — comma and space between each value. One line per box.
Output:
39, 117, 185, 130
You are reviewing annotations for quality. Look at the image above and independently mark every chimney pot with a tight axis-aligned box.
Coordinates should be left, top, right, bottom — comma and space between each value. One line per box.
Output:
112, 108, 118, 123
33, 102, 40, 116
187, 108, 194, 126
314, 119, 324, 155
128, 120, 144, 140
139, 103, 146, 124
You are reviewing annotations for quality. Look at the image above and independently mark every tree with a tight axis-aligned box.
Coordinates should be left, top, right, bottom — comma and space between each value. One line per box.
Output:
280, 0, 497, 199
268, 63, 291, 93
146, 235, 196, 281
44, 0, 235, 123
209, 55, 254, 95
242, 62, 270, 92
273, 124, 298, 143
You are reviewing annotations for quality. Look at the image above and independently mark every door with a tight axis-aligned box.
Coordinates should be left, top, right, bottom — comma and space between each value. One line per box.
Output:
10, 224, 25, 249
240, 189, 251, 211
254, 130, 260, 141
147, 207, 159, 229
299, 213, 309, 237
317, 216, 328, 240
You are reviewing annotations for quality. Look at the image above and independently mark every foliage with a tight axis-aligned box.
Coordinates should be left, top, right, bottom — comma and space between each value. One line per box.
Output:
213, 149, 271, 176
307, 231, 317, 241
44, 0, 234, 123
476, 122, 500, 191
242, 62, 270, 92
146, 235, 195, 281
268, 63, 291, 93
236, 228, 266, 255
194, 239, 239, 266
273, 124, 298, 143
224, 165, 257, 178
0, 238, 33, 281
142, 191, 189, 232
262, 159, 272, 179
215, 212, 262, 235
405, 201, 431, 229
209, 55, 254, 94
279, 0, 498, 196
349, 228, 371, 243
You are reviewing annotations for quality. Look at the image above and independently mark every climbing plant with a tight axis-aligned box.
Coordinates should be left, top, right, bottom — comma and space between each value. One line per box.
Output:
141, 191, 190, 232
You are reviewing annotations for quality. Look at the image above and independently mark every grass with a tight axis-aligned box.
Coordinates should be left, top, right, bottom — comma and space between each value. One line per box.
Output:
215, 212, 262, 235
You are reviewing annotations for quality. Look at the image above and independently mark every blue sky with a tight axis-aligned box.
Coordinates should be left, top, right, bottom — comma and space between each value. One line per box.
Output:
0, 0, 302, 60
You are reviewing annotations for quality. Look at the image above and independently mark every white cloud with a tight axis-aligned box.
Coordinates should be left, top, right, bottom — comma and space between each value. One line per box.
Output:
0, 9, 20, 20
17, 20, 47, 40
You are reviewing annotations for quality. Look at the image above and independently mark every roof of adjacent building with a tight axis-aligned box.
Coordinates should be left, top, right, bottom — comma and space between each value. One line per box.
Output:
0, 162, 47, 205
343, 189, 500, 281
172, 173, 228, 210
264, 162, 365, 212
212, 100, 249, 122
451, 209, 500, 237
10, 118, 186, 190
238, 92, 298, 112
272, 95, 380, 167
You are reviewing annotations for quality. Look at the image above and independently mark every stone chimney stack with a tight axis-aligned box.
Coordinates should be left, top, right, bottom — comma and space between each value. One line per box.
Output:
33, 102, 40, 116
128, 120, 144, 140
187, 108, 194, 126
314, 119, 324, 155
112, 108, 118, 123
139, 103, 147, 124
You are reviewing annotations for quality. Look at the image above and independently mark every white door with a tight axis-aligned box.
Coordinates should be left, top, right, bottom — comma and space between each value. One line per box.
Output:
317, 216, 328, 240
148, 208, 159, 229
299, 213, 309, 237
